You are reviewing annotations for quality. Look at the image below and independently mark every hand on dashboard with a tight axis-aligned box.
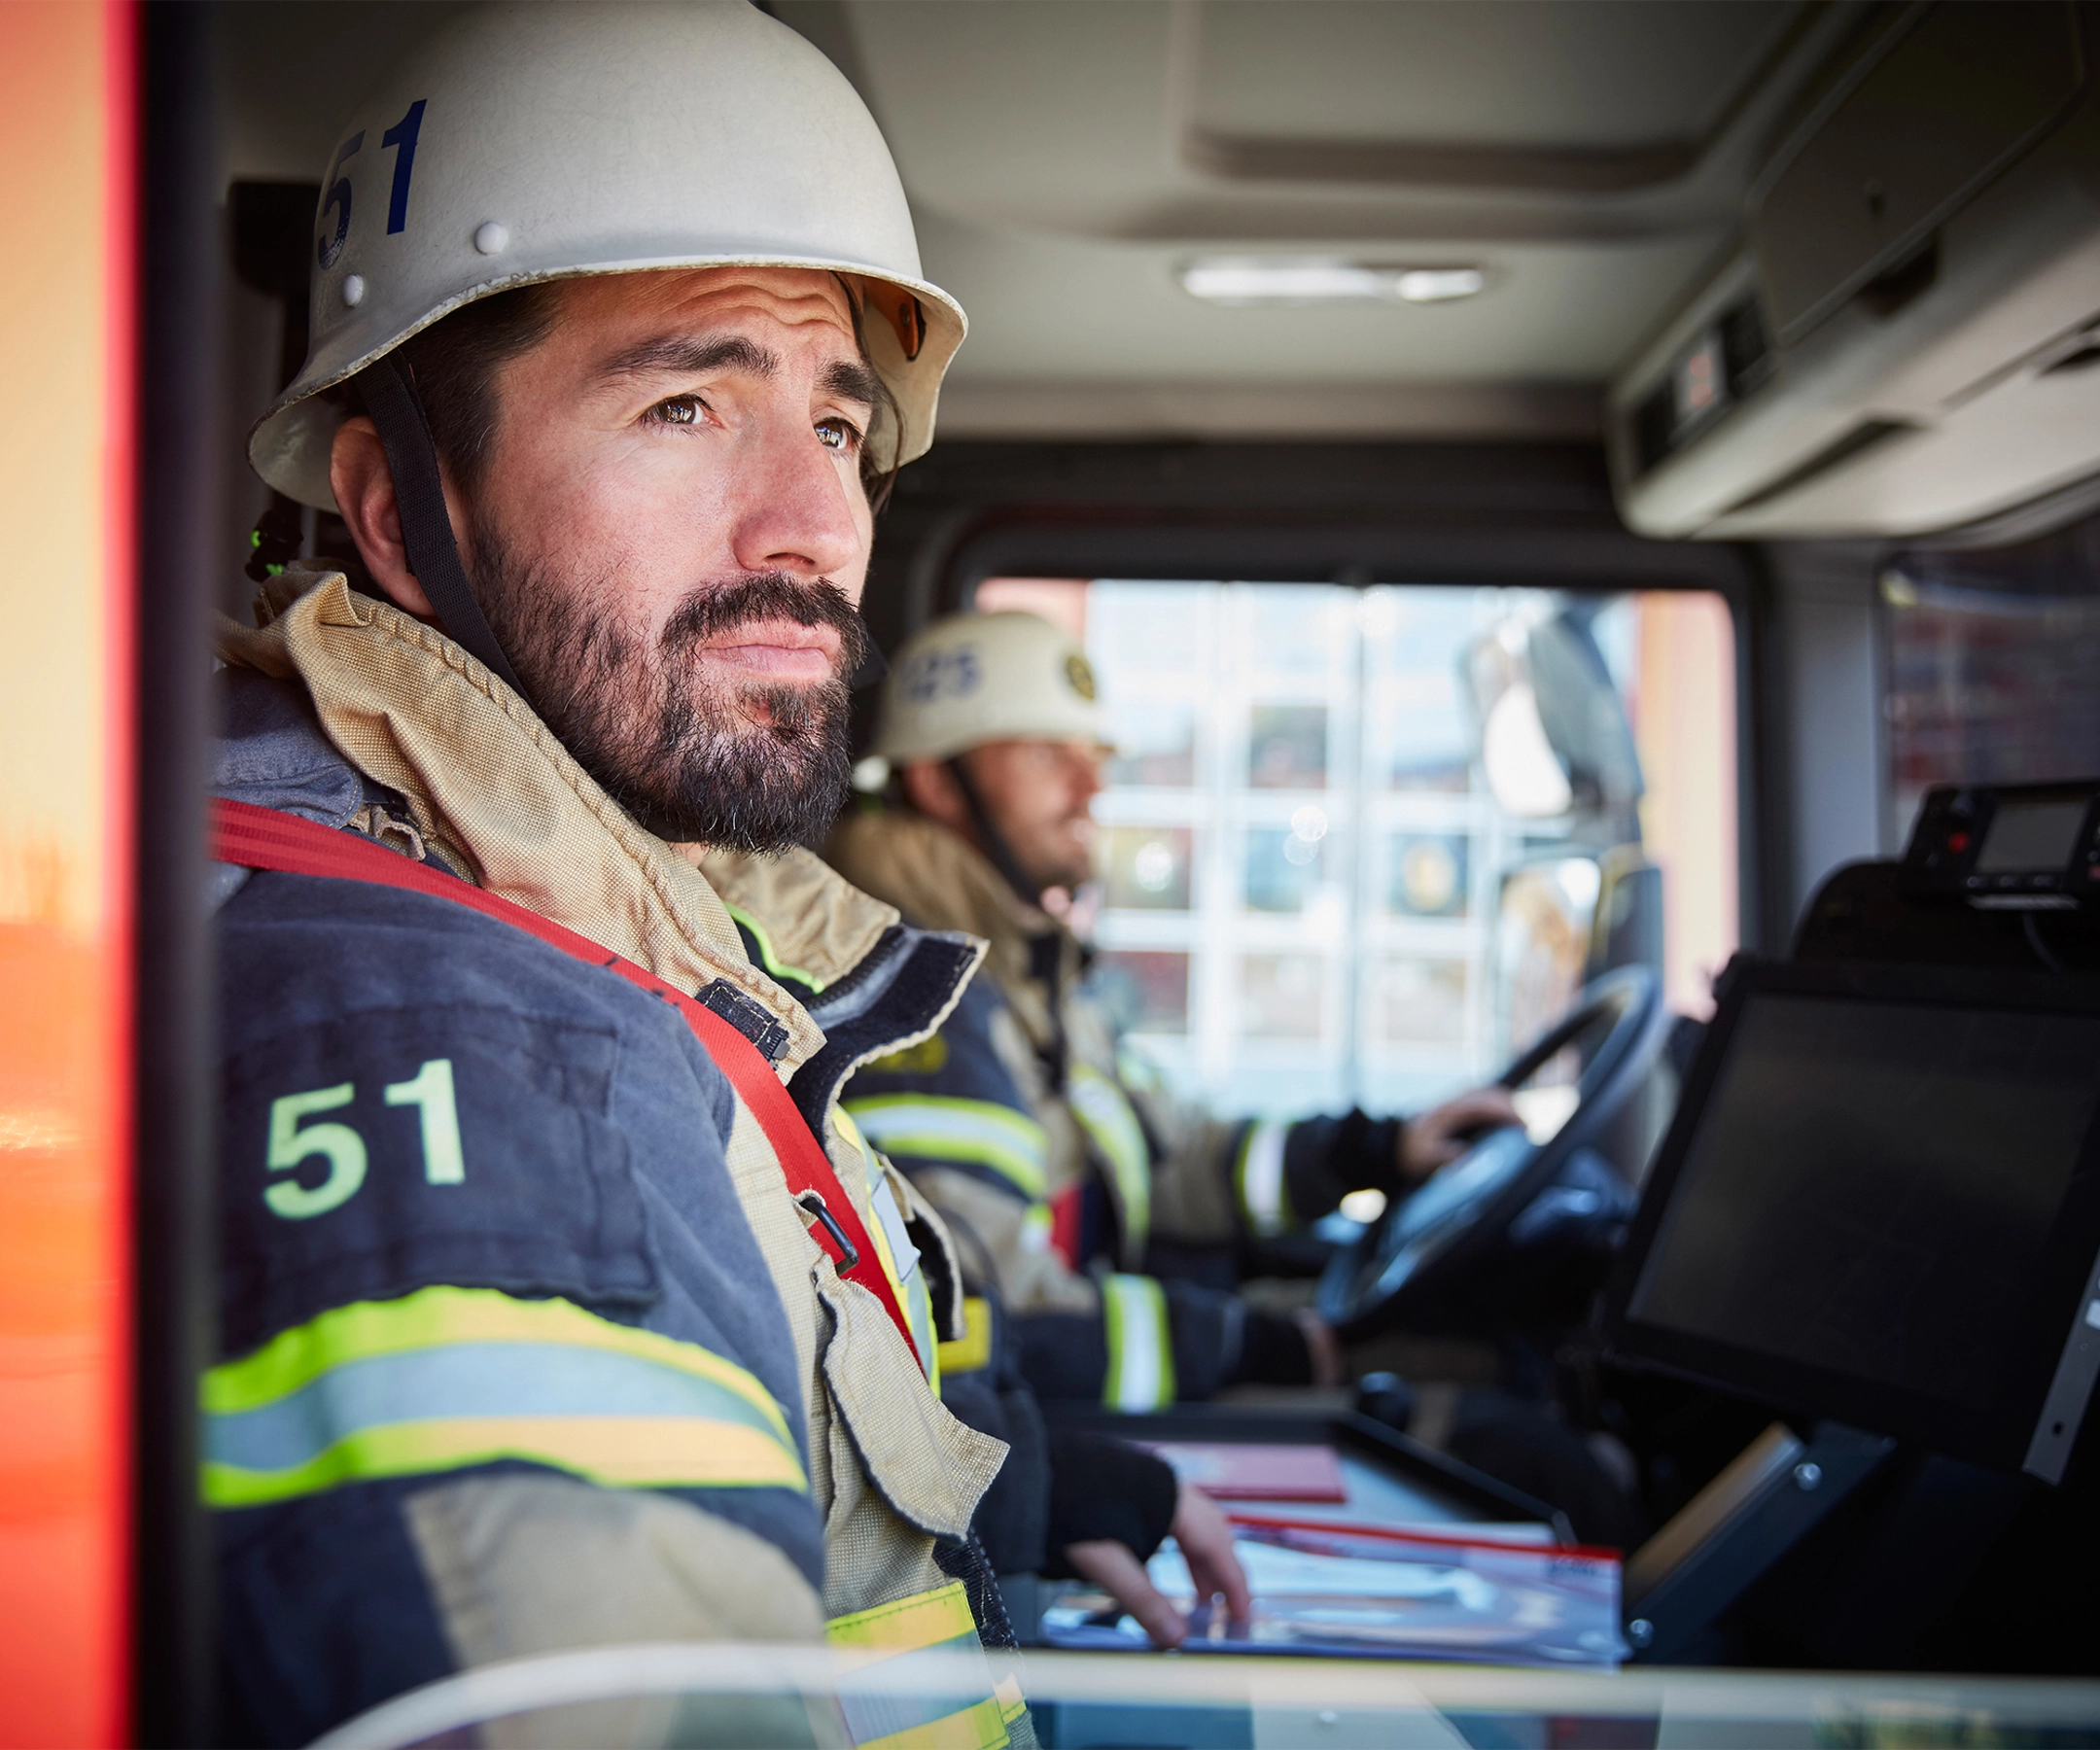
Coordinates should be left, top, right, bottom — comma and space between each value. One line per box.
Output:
1063, 1482, 1251, 1648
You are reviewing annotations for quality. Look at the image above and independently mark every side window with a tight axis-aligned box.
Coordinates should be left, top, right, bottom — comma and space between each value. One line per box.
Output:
1883, 516, 2100, 847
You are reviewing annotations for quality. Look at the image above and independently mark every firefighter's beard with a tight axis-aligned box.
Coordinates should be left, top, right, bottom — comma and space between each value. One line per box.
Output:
473, 530, 866, 854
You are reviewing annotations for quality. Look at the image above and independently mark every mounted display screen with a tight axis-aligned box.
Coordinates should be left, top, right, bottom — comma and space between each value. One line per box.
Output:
1900, 781, 2100, 899
1610, 960, 2100, 1478
1978, 799, 2093, 873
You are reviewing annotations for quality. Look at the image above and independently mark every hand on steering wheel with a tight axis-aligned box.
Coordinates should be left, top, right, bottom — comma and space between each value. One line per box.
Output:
1319, 967, 1668, 1341
1398, 1085, 1527, 1181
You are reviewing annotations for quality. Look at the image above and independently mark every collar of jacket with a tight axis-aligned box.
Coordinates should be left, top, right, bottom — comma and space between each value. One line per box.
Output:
701, 847, 985, 1137
825, 805, 1080, 1054
219, 564, 927, 1080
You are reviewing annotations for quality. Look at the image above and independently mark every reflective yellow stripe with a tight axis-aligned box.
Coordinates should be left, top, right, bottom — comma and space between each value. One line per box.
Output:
836, 1108, 940, 1388
937, 1297, 993, 1376
1068, 1064, 1150, 1254
204, 1287, 791, 1440
828, 1582, 1012, 1750
1234, 1118, 1292, 1239
1101, 1273, 1174, 1412
855, 1698, 1008, 1750
201, 1287, 807, 1506
868, 1033, 949, 1076
845, 1096, 1048, 1201
723, 899, 825, 993
826, 1580, 978, 1650
995, 1675, 1027, 1725
204, 1415, 804, 1507
834, 1104, 872, 1165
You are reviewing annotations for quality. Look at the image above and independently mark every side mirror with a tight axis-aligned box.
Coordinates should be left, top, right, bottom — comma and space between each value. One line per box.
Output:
1462, 609, 1644, 833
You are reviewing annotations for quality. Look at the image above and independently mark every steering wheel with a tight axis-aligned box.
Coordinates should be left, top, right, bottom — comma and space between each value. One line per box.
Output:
1316, 965, 1670, 1341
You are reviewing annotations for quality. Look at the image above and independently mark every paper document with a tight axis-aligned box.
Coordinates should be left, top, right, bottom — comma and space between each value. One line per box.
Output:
1041, 1515, 1625, 1668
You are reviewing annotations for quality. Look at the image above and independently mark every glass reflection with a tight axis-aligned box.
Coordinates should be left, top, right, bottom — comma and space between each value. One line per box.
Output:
1102, 825, 1194, 910
1249, 705, 1327, 789
1386, 833, 1469, 918
1106, 699, 1197, 788
1245, 823, 1330, 913
1369, 957, 1468, 1047
1248, 593, 1339, 674
1091, 950, 1191, 1033
1241, 953, 1324, 1037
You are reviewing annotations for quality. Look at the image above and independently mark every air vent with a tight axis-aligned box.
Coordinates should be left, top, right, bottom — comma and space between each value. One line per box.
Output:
1720, 298, 1772, 398
1634, 382, 1676, 474
1629, 296, 1775, 479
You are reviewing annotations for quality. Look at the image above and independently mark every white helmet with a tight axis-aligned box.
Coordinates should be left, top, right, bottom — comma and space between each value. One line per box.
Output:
872, 612, 1106, 765
249, 0, 965, 512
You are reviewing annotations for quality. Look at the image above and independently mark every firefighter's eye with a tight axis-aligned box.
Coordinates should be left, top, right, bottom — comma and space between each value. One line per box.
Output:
816, 415, 862, 454
648, 394, 706, 427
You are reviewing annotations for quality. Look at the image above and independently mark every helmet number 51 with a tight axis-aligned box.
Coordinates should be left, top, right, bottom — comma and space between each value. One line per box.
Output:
380, 98, 426, 235
264, 1057, 463, 1220
315, 97, 426, 271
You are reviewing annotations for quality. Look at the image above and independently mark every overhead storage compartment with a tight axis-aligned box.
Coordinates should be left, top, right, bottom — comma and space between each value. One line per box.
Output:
1609, 1, 2100, 541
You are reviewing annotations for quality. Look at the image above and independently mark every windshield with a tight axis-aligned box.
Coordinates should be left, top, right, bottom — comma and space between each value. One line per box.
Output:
978, 578, 1737, 1118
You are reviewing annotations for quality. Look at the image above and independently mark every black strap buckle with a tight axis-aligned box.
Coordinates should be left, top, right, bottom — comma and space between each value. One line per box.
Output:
795, 1190, 861, 1272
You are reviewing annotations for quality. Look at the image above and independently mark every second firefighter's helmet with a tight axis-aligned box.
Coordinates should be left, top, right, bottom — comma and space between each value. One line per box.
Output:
872, 612, 1107, 766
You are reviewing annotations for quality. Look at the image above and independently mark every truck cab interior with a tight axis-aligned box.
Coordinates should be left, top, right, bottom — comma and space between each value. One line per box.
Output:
7, 1, 2100, 1743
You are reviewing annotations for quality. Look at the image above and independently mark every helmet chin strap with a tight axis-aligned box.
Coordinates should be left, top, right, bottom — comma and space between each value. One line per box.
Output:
849, 638, 889, 693
359, 356, 529, 701
944, 752, 1045, 909
944, 751, 1071, 1092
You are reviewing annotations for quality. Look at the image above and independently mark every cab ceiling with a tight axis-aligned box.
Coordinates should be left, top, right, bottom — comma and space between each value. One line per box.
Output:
216, 0, 1867, 444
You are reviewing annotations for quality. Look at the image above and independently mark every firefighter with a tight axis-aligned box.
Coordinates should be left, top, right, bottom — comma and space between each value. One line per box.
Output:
207, 10, 1238, 1743
829, 611, 1522, 1409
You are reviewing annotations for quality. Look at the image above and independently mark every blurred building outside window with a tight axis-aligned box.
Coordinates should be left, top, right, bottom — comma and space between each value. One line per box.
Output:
975, 578, 1737, 1120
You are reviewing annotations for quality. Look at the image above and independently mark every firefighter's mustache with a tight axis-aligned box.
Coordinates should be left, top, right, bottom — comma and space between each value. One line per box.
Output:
659, 574, 868, 680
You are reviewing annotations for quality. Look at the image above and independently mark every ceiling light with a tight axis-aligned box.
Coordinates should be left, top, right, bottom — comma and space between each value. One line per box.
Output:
1394, 266, 1487, 303
1177, 258, 1488, 306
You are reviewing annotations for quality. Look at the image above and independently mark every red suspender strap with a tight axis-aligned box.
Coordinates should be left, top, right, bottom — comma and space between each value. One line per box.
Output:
210, 798, 923, 1364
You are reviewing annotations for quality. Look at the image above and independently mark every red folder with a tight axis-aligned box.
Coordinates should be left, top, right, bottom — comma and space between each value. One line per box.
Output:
1139, 1442, 1348, 1503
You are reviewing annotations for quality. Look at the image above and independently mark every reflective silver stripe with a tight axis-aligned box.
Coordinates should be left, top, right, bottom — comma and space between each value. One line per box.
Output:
1237, 1118, 1291, 1239
1100, 1274, 1173, 1412
833, 1109, 937, 1383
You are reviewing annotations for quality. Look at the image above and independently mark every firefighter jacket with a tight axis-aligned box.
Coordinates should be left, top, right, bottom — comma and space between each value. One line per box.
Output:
208, 567, 1027, 1749
825, 808, 1408, 1412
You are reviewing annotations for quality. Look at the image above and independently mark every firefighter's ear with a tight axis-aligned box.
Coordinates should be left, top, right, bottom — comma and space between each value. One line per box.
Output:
899, 759, 968, 833
330, 417, 438, 620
